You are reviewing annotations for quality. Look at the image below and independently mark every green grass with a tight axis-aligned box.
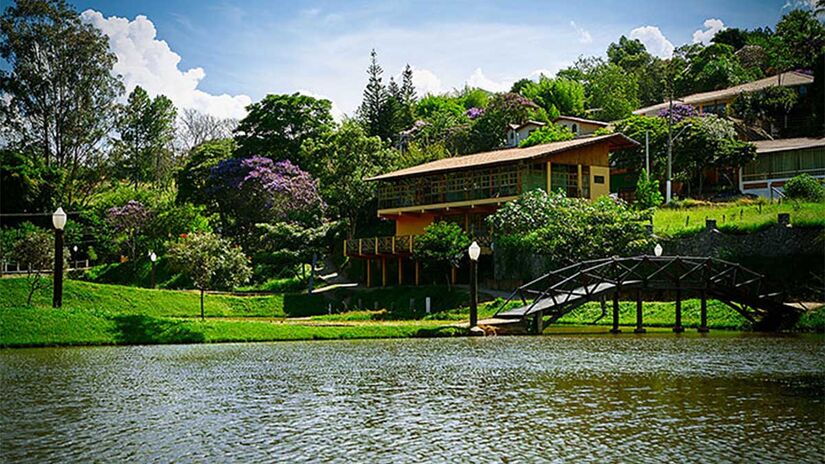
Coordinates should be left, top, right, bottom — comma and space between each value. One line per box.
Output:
0, 279, 466, 347
652, 201, 825, 237
557, 299, 752, 330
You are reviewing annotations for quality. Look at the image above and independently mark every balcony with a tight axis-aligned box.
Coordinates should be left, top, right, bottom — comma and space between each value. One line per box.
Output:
344, 235, 492, 258
376, 164, 546, 212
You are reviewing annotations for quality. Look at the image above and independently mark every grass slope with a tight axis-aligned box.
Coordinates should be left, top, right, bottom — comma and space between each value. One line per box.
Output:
653, 201, 825, 237
0, 279, 464, 347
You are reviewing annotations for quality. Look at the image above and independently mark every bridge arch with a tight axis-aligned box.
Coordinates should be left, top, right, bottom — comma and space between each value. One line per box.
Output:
493, 256, 801, 333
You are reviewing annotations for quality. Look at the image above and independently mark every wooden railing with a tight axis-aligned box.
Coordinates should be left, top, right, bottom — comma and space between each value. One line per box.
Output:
344, 235, 492, 257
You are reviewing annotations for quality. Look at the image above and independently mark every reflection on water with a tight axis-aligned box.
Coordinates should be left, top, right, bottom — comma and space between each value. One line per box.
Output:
1, 333, 823, 463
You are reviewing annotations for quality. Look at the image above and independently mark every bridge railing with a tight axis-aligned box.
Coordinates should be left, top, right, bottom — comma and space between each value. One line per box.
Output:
494, 255, 784, 320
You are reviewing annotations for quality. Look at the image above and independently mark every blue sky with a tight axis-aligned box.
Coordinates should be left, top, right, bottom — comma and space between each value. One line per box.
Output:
61, 0, 812, 119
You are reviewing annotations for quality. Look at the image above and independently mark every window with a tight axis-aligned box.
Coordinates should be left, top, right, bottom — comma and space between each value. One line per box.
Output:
594, 175, 605, 184
571, 123, 578, 134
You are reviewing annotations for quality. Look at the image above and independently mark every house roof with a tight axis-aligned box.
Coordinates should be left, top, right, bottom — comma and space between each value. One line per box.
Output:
752, 137, 825, 154
633, 71, 814, 116
507, 120, 546, 131
368, 133, 638, 181
553, 115, 610, 127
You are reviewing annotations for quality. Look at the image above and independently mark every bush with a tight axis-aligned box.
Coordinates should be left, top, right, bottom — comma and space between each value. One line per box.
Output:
784, 174, 825, 202
635, 169, 663, 209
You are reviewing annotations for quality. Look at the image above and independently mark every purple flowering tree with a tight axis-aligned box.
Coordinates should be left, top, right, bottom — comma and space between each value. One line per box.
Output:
208, 156, 325, 240
465, 107, 484, 119
107, 200, 153, 260
657, 103, 697, 122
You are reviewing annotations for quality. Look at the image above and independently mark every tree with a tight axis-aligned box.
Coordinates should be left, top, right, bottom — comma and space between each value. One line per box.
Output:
357, 49, 395, 141
487, 190, 654, 271
413, 221, 470, 288
114, 86, 178, 188
471, 92, 543, 151
256, 221, 331, 291
771, 9, 825, 71
175, 108, 237, 154
167, 232, 251, 319
12, 227, 57, 305
586, 62, 639, 121
609, 114, 668, 176
106, 200, 152, 261
712, 28, 749, 51
234, 93, 334, 172
607, 36, 652, 72
635, 169, 663, 209
518, 124, 574, 147
672, 115, 756, 194
301, 120, 396, 237
207, 156, 325, 244
0, 0, 123, 205
519, 76, 586, 118
176, 138, 235, 207
678, 43, 754, 95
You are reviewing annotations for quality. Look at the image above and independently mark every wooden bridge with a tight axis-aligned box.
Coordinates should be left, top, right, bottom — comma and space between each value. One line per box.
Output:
493, 255, 802, 333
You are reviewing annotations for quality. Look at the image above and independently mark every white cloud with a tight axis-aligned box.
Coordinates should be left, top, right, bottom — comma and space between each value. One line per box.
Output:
297, 89, 344, 122
409, 67, 443, 96
629, 25, 674, 58
465, 68, 511, 93
692, 18, 726, 45
80, 10, 252, 120
569, 21, 593, 44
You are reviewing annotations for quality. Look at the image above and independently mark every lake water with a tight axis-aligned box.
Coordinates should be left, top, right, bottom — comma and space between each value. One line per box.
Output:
1, 332, 823, 463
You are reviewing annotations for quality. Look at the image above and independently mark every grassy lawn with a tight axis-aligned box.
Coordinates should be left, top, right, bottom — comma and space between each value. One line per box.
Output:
0, 279, 466, 347
652, 201, 825, 237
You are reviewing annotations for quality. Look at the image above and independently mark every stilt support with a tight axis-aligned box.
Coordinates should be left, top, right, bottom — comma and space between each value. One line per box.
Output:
610, 292, 621, 334
414, 261, 420, 286
634, 290, 646, 334
673, 289, 685, 333
381, 257, 387, 287
534, 312, 544, 334
366, 259, 371, 288
397, 257, 403, 286
698, 291, 709, 333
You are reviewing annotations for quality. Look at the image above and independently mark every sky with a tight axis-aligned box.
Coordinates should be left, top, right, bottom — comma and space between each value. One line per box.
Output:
58, 0, 817, 120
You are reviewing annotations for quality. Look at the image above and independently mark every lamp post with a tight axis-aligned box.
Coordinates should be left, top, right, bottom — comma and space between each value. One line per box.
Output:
149, 251, 157, 289
52, 207, 67, 308
468, 241, 480, 328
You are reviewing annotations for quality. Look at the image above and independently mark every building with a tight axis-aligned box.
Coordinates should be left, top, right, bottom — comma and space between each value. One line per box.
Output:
344, 133, 638, 286
633, 71, 814, 117
740, 137, 825, 198
505, 120, 546, 147
552, 115, 609, 136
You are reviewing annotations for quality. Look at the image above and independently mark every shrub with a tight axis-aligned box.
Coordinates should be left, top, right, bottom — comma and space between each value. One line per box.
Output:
784, 174, 825, 202
635, 169, 663, 209
518, 124, 574, 147
413, 221, 470, 288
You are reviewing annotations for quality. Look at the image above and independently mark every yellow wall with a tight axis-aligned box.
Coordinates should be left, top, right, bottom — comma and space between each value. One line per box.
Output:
395, 214, 436, 236
590, 165, 610, 199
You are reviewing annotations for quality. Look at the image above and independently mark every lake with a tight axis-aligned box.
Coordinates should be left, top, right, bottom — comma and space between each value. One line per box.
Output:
1, 332, 823, 463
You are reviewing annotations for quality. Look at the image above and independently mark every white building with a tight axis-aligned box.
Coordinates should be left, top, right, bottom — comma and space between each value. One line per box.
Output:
553, 115, 609, 137
740, 137, 825, 198
506, 120, 546, 147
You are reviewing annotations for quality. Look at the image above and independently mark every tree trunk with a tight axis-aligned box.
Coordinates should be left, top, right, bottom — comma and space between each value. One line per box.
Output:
200, 288, 205, 320
26, 275, 40, 306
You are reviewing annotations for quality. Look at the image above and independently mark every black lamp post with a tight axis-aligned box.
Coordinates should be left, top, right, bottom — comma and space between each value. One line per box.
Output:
468, 241, 480, 328
149, 251, 157, 289
52, 207, 67, 308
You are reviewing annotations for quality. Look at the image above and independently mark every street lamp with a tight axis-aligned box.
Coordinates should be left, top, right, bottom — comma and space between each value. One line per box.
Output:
468, 241, 481, 328
149, 251, 157, 289
52, 207, 67, 308
654, 243, 663, 257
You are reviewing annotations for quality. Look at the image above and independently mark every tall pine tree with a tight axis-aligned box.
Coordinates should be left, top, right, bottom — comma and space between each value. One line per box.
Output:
358, 49, 394, 142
